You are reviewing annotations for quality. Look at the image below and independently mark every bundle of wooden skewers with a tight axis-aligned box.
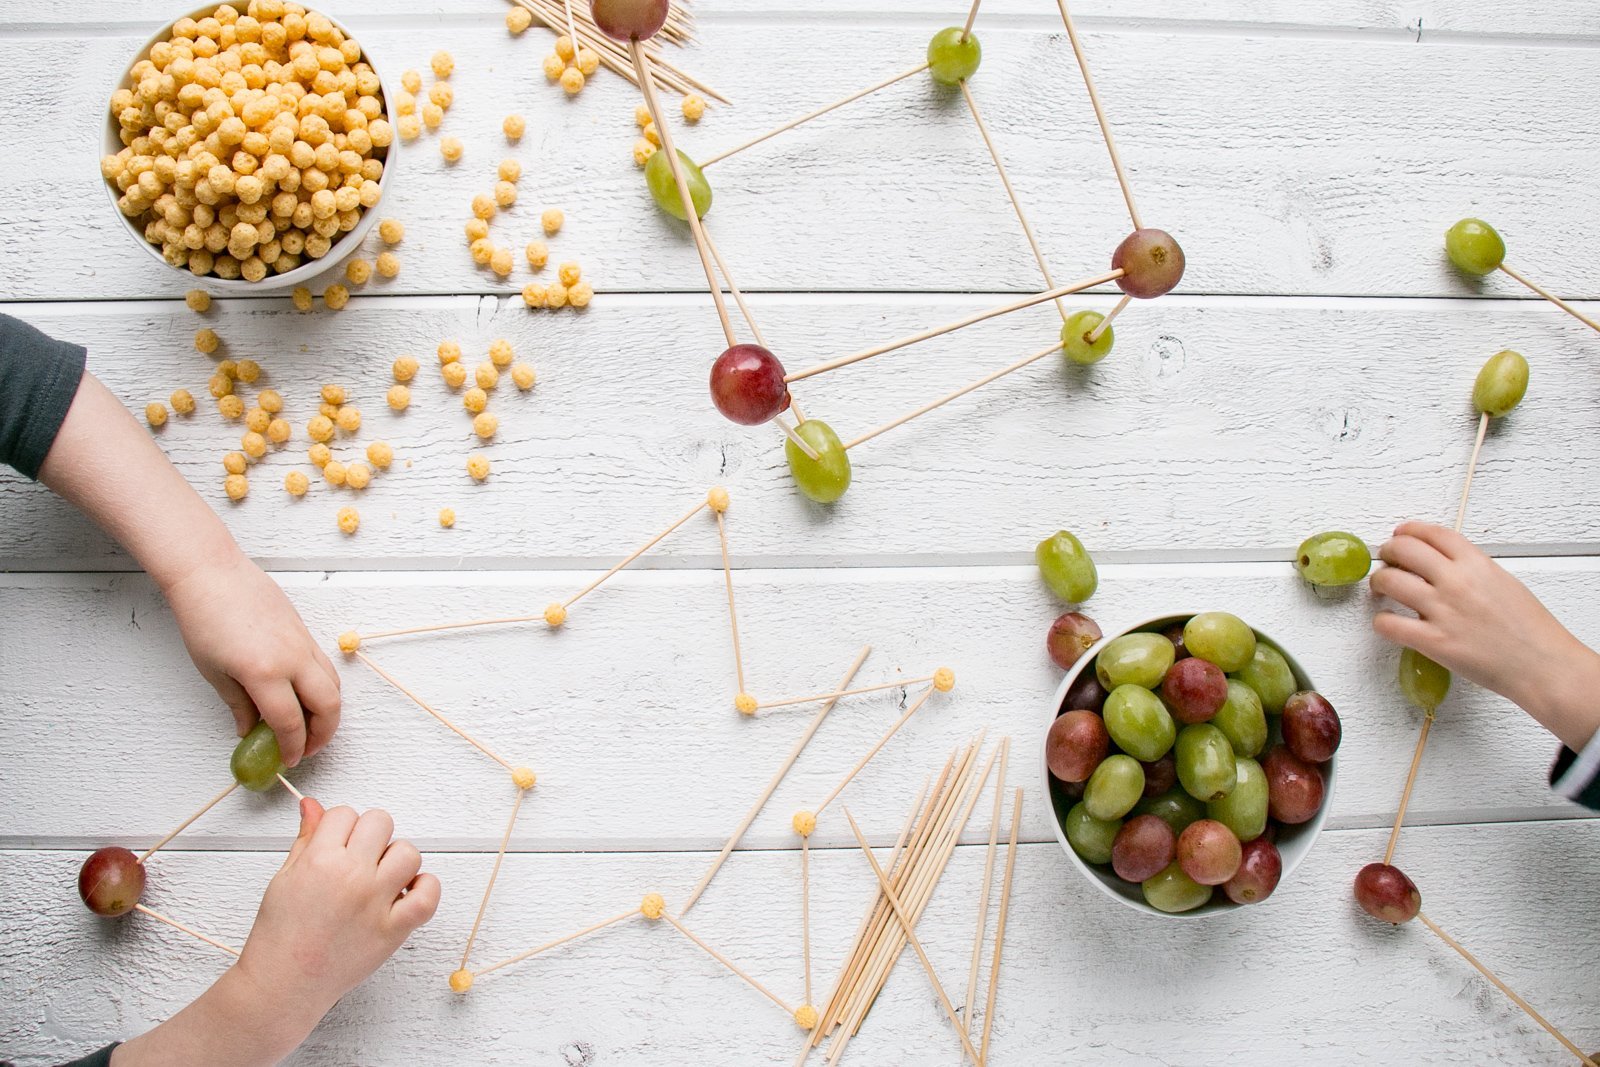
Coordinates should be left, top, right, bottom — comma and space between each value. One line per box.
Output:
803, 734, 1021, 1066
508, 0, 729, 103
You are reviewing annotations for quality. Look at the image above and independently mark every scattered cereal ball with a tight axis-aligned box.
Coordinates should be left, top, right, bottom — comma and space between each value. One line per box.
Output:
387, 384, 411, 410
212, 374, 238, 402
170, 389, 196, 415
218, 361, 239, 382
236, 360, 261, 384
470, 238, 495, 266
195, 329, 221, 354
376, 252, 401, 278
346, 258, 373, 285
467, 454, 491, 481
555, 35, 576, 61
431, 51, 454, 78
323, 285, 350, 311
308, 443, 333, 468
489, 247, 514, 277
402, 69, 423, 94
145, 402, 168, 428
440, 137, 464, 163
642, 122, 661, 147
506, 6, 532, 33
345, 461, 372, 489
438, 340, 463, 365
257, 389, 284, 414
366, 441, 394, 469
503, 114, 526, 140
635, 104, 653, 128
475, 362, 500, 390
792, 810, 816, 837
498, 159, 522, 183
560, 67, 585, 95
463, 387, 488, 414
541, 209, 564, 235
543, 602, 566, 627
794, 1005, 819, 1031
512, 766, 537, 790
217, 394, 245, 418
494, 181, 517, 208
525, 240, 549, 269
442, 362, 468, 389
512, 363, 537, 390
429, 83, 455, 110
449, 970, 473, 994
633, 138, 657, 167
545, 284, 568, 309
707, 486, 730, 513
471, 194, 497, 221
321, 384, 347, 406
393, 355, 420, 382
323, 460, 348, 486
335, 406, 362, 433
734, 692, 758, 715
241, 431, 268, 459
488, 339, 514, 367
246, 408, 271, 434
224, 474, 249, 501
378, 219, 405, 245
542, 53, 565, 81
473, 412, 499, 439
337, 631, 361, 654
568, 282, 594, 308
307, 415, 335, 443
521, 284, 546, 308
576, 48, 599, 75
223, 451, 248, 476
398, 115, 422, 140
439, 507, 456, 528
682, 94, 707, 122
267, 418, 291, 444
186, 290, 212, 313
640, 893, 665, 920
284, 469, 310, 496
292, 287, 314, 312
319, 402, 341, 420
933, 667, 955, 692
559, 262, 582, 287
337, 506, 360, 534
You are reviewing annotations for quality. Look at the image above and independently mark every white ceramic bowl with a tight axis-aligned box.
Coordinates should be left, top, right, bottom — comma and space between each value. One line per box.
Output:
1042, 612, 1337, 918
100, 4, 400, 293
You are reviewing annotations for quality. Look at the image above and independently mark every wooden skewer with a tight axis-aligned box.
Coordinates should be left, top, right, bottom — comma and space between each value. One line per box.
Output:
1417, 912, 1600, 1067
134, 903, 240, 958
1087, 293, 1132, 344
351, 614, 544, 643
785, 269, 1124, 384
979, 788, 1024, 1064
1054, 0, 1142, 231
1383, 711, 1434, 866
813, 683, 938, 817
628, 39, 738, 350
801, 831, 813, 1007
558, 0, 581, 58
961, 0, 983, 37
275, 774, 303, 802
512, 0, 726, 103
963, 738, 1010, 1041
139, 781, 239, 864
681, 647, 873, 914
701, 223, 768, 350
756, 674, 937, 711
842, 808, 984, 1064
960, 82, 1067, 324
355, 652, 515, 771
700, 62, 930, 168
712, 509, 748, 696
774, 413, 822, 461
1499, 263, 1600, 336
843, 340, 1062, 452
1455, 411, 1489, 534
460, 788, 528, 971
563, 498, 708, 610
474, 907, 641, 979
663, 912, 796, 1016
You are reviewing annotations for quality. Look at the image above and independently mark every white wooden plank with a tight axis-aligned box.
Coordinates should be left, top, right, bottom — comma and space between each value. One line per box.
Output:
3, 560, 1594, 853
4, 18, 1600, 301
4, 822, 1598, 1065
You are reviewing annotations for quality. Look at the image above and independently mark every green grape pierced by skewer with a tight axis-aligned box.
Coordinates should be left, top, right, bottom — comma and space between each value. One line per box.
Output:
1444, 218, 1505, 276
926, 27, 982, 86
1399, 647, 1452, 712
1472, 350, 1529, 418
231, 721, 285, 792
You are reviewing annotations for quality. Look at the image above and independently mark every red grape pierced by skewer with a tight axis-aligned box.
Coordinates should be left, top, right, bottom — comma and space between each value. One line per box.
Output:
590, 0, 670, 41
1354, 863, 1421, 924
710, 344, 791, 425
79, 846, 146, 917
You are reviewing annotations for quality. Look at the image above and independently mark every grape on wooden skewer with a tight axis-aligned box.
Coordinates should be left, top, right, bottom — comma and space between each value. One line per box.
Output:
1112, 228, 1186, 298
1446, 217, 1600, 336
79, 846, 146, 917
1061, 309, 1115, 364
710, 344, 790, 424
926, 27, 982, 86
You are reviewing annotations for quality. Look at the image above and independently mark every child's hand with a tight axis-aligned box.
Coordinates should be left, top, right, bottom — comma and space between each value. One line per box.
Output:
162, 552, 341, 767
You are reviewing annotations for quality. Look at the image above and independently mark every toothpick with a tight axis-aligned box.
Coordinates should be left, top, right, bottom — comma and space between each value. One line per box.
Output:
349, 614, 546, 643
961, 0, 982, 37
960, 82, 1067, 323
712, 510, 748, 696
474, 907, 642, 979
355, 652, 515, 772
1455, 412, 1489, 534
1055, 0, 1142, 230
775, 413, 823, 461
784, 269, 1124, 384
1087, 293, 1132, 344
559, 0, 581, 60
963, 738, 1010, 1040
1383, 711, 1434, 866
843, 340, 1062, 451
842, 808, 984, 1064
1499, 263, 1600, 336
801, 832, 813, 1007
134, 903, 240, 958
663, 912, 796, 1016
628, 38, 737, 349
979, 788, 1024, 1064
701, 223, 768, 350
700, 63, 930, 168
460, 788, 527, 972
813, 683, 938, 817
1417, 912, 1599, 1067
139, 781, 239, 864
681, 647, 872, 914
275, 774, 303, 802
563, 498, 709, 611
756, 674, 937, 712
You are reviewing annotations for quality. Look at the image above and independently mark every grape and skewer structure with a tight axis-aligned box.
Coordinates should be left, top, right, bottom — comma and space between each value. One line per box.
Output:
1446, 218, 1600, 337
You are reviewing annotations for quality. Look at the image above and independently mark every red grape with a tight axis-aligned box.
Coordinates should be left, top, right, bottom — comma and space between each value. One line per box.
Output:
79, 846, 146, 917
1063, 671, 1109, 715
1176, 819, 1242, 885
1282, 691, 1342, 763
1162, 622, 1190, 660
1222, 838, 1282, 904
1046, 710, 1110, 783
590, 0, 670, 41
709, 344, 791, 425
1046, 612, 1102, 671
1160, 657, 1228, 725
1141, 753, 1177, 797
1353, 863, 1421, 924
1262, 744, 1325, 824
1112, 228, 1185, 299
1112, 814, 1176, 883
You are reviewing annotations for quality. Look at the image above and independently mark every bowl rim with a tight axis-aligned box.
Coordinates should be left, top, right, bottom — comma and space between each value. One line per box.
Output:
100, 2, 401, 294
1042, 611, 1339, 919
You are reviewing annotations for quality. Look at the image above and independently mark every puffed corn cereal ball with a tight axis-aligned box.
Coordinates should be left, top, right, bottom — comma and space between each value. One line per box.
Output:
576, 49, 599, 75
376, 252, 401, 278
235, 360, 261, 384
319, 401, 341, 420
246, 408, 271, 434
366, 440, 394, 468
635, 104, 652, 128
323, 459, 348, 486
521, 284, 546, 308
399, 115, 422, 140
218, 393, 245, 418
308, 442, 333, 468
792, 810, 816, 837
462, 387, 487, 414
933, 667, 955, 692
506, 6, 532, 33
335, 406, 362, 433
542, 53, 565, 81
470, 238, 495, 266
422, 104, 444, 130
258, 389, 284, 414
558, 262, 581, 287
707, 486, 730, 513
337, 506, 360, 534
440, 137, 464, 163
734, 693, 758, 715
307, 415, 335, 442
387, 384, 411, 410
512, 766, 537, 790
503, 114, 526, 140
223, 451, 248, 476
494, 181, 517, 208
195, 329, 221, 354
525, 240, 549, 269
633, 139, 657, 167
489, 247, 514, 277
438, 340, 462, 365
794, 1006, 819, 1031
498, 159, 522, 183
431, 51, 454, 78
560, 67, 585, 95
555, 35, 576, 62
241, 431, 268, 459
218, 361, 239, 381
545, 284, 568, 310
449, 970, 473, 994
682, 94, 707, 122
442, 362, 468, 389
439, 507, 456, 528
471, 194, 497, 221
379, 219, 405, 245
324, 285, 350, 311
344, 461, 372, 489
640, 893, 665, 920
402, 70, 423, 94
337, 631, 361, 653
170, 389, 196, 415
512, 363, 537, 390
488, 339, 514, 367
568, 282, 593, 308
475, 362, 500, 389
428, 83, 454, 110
185, 290, 211, 313
473, 412, 498, 439
224, 474, 249, 501
346, 258, 373, 285
145, 402, 168, 427
466, 454, 490, 481
293, 288, 314, 312
393, 355, 420, 381
541, 209, 563, 235
642, 121, 662, 147
284, 469, 310, 496
543, 602, 566, 627
267, 418, 291, 444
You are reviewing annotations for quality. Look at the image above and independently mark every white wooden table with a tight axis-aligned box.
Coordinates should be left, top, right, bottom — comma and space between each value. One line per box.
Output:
3, 1, 1600, 1063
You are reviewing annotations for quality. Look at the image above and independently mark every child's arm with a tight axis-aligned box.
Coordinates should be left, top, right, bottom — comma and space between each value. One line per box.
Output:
109, 798, 441, 1067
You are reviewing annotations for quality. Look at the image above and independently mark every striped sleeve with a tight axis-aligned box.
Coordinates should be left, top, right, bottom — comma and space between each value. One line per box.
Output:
1550, 730, 1600, 811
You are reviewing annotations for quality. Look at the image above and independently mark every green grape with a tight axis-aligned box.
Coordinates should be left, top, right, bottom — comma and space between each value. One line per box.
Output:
1094, 633, 1175, 691
1207, 757, 1268, 842
1142, 861, 1213, 913
1035, 530, 1098, 603
1133, 789, 1208, 836
1444, 218, 1505, 276
1472, 350, 1529, 418
1060, 310, 1113, 365
1064, 801, 1121, 865
1294, 531, 1372, 588
1232, 644, 1297, 715
785, 420, 851, 503
926, 27, 981, 86
1175, 723, 1237, 802
1084, 754, 1145, 821
1399, 648, 1451, 711
1212, 680, 1267, 758
231, 721, 284, 792
1102, 685, 1177, 763
1182, 612, 1256, 672
644, 148, 712, 221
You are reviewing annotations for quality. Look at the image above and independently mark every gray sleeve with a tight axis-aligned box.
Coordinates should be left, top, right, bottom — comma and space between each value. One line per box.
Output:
0, 312, 88, 480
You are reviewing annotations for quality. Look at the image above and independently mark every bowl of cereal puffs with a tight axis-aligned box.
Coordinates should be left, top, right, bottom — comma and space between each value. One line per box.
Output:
101, 2, 399, 292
